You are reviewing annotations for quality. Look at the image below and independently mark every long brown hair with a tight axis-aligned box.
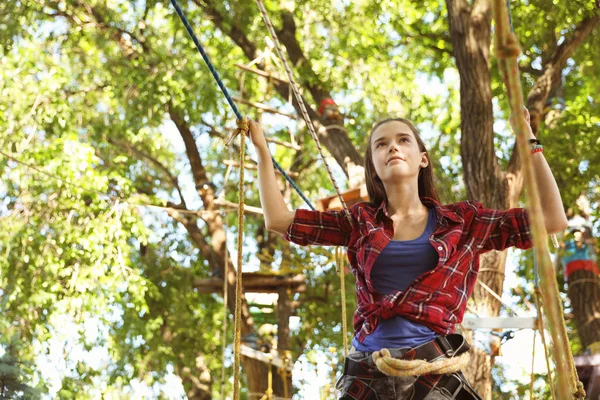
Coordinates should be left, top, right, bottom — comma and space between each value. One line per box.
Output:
364, 118, 440, 206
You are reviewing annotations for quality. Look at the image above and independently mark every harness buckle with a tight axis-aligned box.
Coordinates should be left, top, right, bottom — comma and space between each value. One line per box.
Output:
435, 335, 455, 357
438, 374, 464, 399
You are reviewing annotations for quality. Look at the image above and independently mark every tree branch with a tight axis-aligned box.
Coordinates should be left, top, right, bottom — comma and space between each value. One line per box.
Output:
517, 62, 543, 77
193, 0, 258, 58
108, 138, 186, 205
42, 0, 147, 56
167, 103, 255, 336
168, 102, 216, 209
196, 0, 363, 173
508, 11, 600, 177
525, 13, 600, 136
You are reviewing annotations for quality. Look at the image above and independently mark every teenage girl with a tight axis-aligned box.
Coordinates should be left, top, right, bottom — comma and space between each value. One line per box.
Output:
248, 109, 566, 400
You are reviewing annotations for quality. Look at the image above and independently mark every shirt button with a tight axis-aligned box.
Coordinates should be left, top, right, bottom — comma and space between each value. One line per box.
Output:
437, 246, 443, 251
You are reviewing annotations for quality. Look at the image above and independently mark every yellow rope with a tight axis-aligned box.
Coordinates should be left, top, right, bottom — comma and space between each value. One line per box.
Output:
491, 1, 583, 398
277, 366, 289, 399
275, 350, 292, 399
534, 288, 556, 400
337, 247, 349, 357
372, 348, 470, 377
529, 328, 536, 400
260, 356, 273, 400
221, 232, 229, 400
233, 118, 248, 400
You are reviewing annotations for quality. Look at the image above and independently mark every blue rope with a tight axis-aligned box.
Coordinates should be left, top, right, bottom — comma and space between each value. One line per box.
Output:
169, 0, 315, 210
507, 0, 514, 32
533, 251, 539, 288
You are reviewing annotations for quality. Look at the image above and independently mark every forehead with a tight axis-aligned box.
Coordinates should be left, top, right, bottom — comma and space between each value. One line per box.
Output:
371, 121, 415, 143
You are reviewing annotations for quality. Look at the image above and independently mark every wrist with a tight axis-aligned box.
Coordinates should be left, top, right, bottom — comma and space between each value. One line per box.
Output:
529, 139, 543, 155
256, 145, 272, 161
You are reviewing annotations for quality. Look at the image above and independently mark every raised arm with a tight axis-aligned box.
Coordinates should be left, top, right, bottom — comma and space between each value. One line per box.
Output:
249, 120, 295, 235
510, 108, 568, 234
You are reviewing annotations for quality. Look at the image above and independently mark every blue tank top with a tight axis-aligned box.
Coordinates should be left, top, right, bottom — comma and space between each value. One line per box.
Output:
352, 207, 439, 351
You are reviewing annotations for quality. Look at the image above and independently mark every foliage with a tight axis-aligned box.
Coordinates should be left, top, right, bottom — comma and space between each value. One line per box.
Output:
0, 335, 41, 399
491, 363, 552, 400
0, 0, 598, 396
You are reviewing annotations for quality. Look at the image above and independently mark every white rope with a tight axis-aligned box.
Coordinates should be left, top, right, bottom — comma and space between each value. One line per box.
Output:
254, 0, 351, 221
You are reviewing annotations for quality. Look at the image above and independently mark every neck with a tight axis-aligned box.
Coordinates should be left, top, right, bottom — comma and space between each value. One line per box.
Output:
384, 180, 427, 217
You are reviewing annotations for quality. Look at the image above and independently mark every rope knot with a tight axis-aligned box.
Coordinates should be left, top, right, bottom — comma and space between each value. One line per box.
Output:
225, 117, 250, 146
573, 381, 586, 399
495, 32, 521, 59
372, 348, 393, 362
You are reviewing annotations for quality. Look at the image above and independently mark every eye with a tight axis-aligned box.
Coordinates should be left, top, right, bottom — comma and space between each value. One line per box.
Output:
376, 142, 385, 148
401, 138, 410, 143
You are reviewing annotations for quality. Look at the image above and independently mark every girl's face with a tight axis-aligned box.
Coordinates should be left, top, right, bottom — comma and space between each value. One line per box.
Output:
370, 121, 428, 184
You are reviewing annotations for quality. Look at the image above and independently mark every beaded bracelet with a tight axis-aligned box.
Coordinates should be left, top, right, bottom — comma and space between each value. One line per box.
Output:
531, 144, 544, 154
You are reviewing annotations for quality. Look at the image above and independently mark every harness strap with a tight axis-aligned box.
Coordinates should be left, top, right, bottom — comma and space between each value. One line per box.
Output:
342, 335, 482, 400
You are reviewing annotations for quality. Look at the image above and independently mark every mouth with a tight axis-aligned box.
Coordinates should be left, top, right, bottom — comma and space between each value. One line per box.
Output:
386, 157, 404, 165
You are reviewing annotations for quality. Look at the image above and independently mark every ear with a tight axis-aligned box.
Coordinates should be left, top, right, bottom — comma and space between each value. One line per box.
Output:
420, 152, 429, 169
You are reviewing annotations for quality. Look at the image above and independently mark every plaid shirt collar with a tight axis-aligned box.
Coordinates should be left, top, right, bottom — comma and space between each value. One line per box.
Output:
375, 197, 464, 226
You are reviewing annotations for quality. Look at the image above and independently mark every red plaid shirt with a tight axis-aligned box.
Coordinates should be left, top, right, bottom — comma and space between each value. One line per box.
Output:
284, 198, 532, 342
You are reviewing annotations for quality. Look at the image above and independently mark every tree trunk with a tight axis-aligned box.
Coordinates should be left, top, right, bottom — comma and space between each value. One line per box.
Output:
462, 330, 494, 400
568, 270, 600, 351
445, 1, 500, 396
463, 251, 508, 397
445, 0, 599, 395
277, 285, 294, 396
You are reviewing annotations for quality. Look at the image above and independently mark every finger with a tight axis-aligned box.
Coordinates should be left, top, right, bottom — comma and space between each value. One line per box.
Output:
247, 119, 257, 137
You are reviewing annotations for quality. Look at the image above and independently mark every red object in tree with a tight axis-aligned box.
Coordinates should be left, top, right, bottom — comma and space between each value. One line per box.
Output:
566, 260, 600, 279
318, 98, 337, 115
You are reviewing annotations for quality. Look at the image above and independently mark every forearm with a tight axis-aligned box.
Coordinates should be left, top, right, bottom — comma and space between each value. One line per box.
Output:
529, 141, 568, 233
256, 147, 295, 234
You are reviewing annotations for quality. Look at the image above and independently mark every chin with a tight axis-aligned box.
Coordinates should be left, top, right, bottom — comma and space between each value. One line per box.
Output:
382, 172, 417, 183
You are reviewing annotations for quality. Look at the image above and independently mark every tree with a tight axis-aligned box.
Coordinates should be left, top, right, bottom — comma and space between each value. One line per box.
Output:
0, 336, 40, 399
1, 0, 599, 398
561, 197, 600, 354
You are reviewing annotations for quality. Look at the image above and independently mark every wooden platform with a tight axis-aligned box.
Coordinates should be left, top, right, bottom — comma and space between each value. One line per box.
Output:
316, 184, 369, 211
240, 345, 293, 371
194, 273, 306, 294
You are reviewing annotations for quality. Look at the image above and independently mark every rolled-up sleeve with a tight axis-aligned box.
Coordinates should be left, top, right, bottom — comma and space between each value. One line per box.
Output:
283, 208, 355, 247
472, 202, 533, 251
